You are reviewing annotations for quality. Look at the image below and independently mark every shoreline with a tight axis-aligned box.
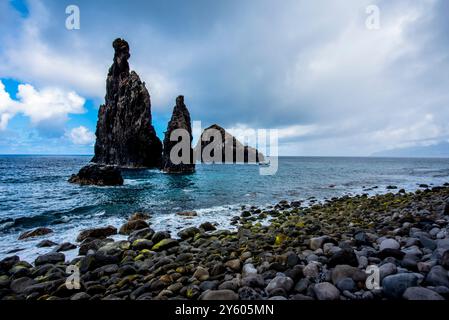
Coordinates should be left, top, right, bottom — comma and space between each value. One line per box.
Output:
1, 184, 449, 300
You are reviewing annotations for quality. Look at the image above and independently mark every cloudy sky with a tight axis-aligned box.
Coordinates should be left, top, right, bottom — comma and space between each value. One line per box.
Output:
0, 0, 448, 156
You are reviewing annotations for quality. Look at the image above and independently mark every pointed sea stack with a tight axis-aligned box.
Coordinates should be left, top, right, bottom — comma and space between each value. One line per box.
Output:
92, 38, 162, 168
195, 124, 265, 163
162, 95, 195, 173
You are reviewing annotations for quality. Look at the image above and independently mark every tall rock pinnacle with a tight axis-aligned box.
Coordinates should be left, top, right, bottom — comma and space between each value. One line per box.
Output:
162, 95, 195, 173
92, 38, 162, 168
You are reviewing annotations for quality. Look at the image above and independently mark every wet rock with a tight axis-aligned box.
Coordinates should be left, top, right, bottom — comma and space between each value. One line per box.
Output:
238, 286, 263, 300
425, 265, 449, 288
119, 219, 149, 235
70, 292, 91, 300
403, 287, 445, 300
18, 227, 53, 240
177, 227, 200, 240
193, 267, 210, 281
303, 262, 320, 278
379, 238, 400, 251
162, 95, 195, 173
199, 222, 216, 231
313, 282, 340, 300
10, 277, 37, 294
55, 242, 76, 252
354, 231, 370, 245
77, 226, 117, 242
91, 38, 162, 168
151, 231, 171, 244
0, 255, 19, 271
310, 236, 333, 250
382, 273, 423, 299
128, 228, 155, 243
131, 239, 153, 250
331, 265, 366, 284
129, 212, 151, 221
37, 240, 57, 248
68, 164, 123, 186
266, 275, 294, 295
378, 248, 405, 260
176, 211, 197, 217
35, 252, 65, 266
379, 262, 397, 280
199, 289, 239, 300
241, 274, 265, 288
328, 248, 358, 267
336, 278, 356, 292
151, 238, 179, 251
225, 259, 241, 272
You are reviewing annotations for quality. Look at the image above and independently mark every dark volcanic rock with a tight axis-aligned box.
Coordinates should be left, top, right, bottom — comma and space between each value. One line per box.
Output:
68, 164, 123, 186
195, 124, 265, 163
162, 95, 195, 173
18, 227, 53, 240
92, 38, 162, 168
76, 226, 117, 242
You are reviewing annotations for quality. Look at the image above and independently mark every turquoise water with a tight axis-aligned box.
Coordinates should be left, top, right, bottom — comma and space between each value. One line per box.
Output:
1, 155, 449, 261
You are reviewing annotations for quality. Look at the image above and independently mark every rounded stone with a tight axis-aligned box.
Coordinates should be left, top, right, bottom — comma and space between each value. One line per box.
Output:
314, 282, 340, 300
379, 239, 400, 251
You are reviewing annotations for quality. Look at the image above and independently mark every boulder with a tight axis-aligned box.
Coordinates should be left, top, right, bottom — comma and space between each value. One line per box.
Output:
151, 238, 179, 251
327, 248, 358, 267
176, 211, 197, 217
162, 95, 195, 173
425, 265, 449, 288
178, 227, 200, 240
403, 287, 445, 300
119, 219, 149, 235
382, 273, 423, 299
199, 289, 239, 300
55, 242, 76, 252
379, 238, 400, 251
91, 38, 162, 168
34, 252, 65, 266
68, 164, 123, 186
313, 282, 340, 300
18, 227, 53, 240
128, 212, 150, 221
37, 240, 57, 248
76, 226, 117, 242
265, 275, 294, 295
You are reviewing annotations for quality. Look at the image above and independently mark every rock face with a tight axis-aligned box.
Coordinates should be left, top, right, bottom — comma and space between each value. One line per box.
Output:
92, 38, 162, 168
161, 96, 195, 173
68, 164, 123, 186
195, 124, 264, 163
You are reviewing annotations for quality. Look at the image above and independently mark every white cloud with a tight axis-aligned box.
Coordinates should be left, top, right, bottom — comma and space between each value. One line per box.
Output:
17, 84, 85, 123
68, 126, 96, 145
0, 80, 86, 131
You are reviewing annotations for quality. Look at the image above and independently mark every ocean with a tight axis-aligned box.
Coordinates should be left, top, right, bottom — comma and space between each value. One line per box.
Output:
1, 155, 449, 262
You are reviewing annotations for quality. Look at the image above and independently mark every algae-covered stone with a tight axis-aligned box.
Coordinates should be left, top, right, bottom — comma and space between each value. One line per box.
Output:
151, 238, 179, 251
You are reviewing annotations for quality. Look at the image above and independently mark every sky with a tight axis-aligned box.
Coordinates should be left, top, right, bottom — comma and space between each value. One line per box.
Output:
0, 0, 448, 156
